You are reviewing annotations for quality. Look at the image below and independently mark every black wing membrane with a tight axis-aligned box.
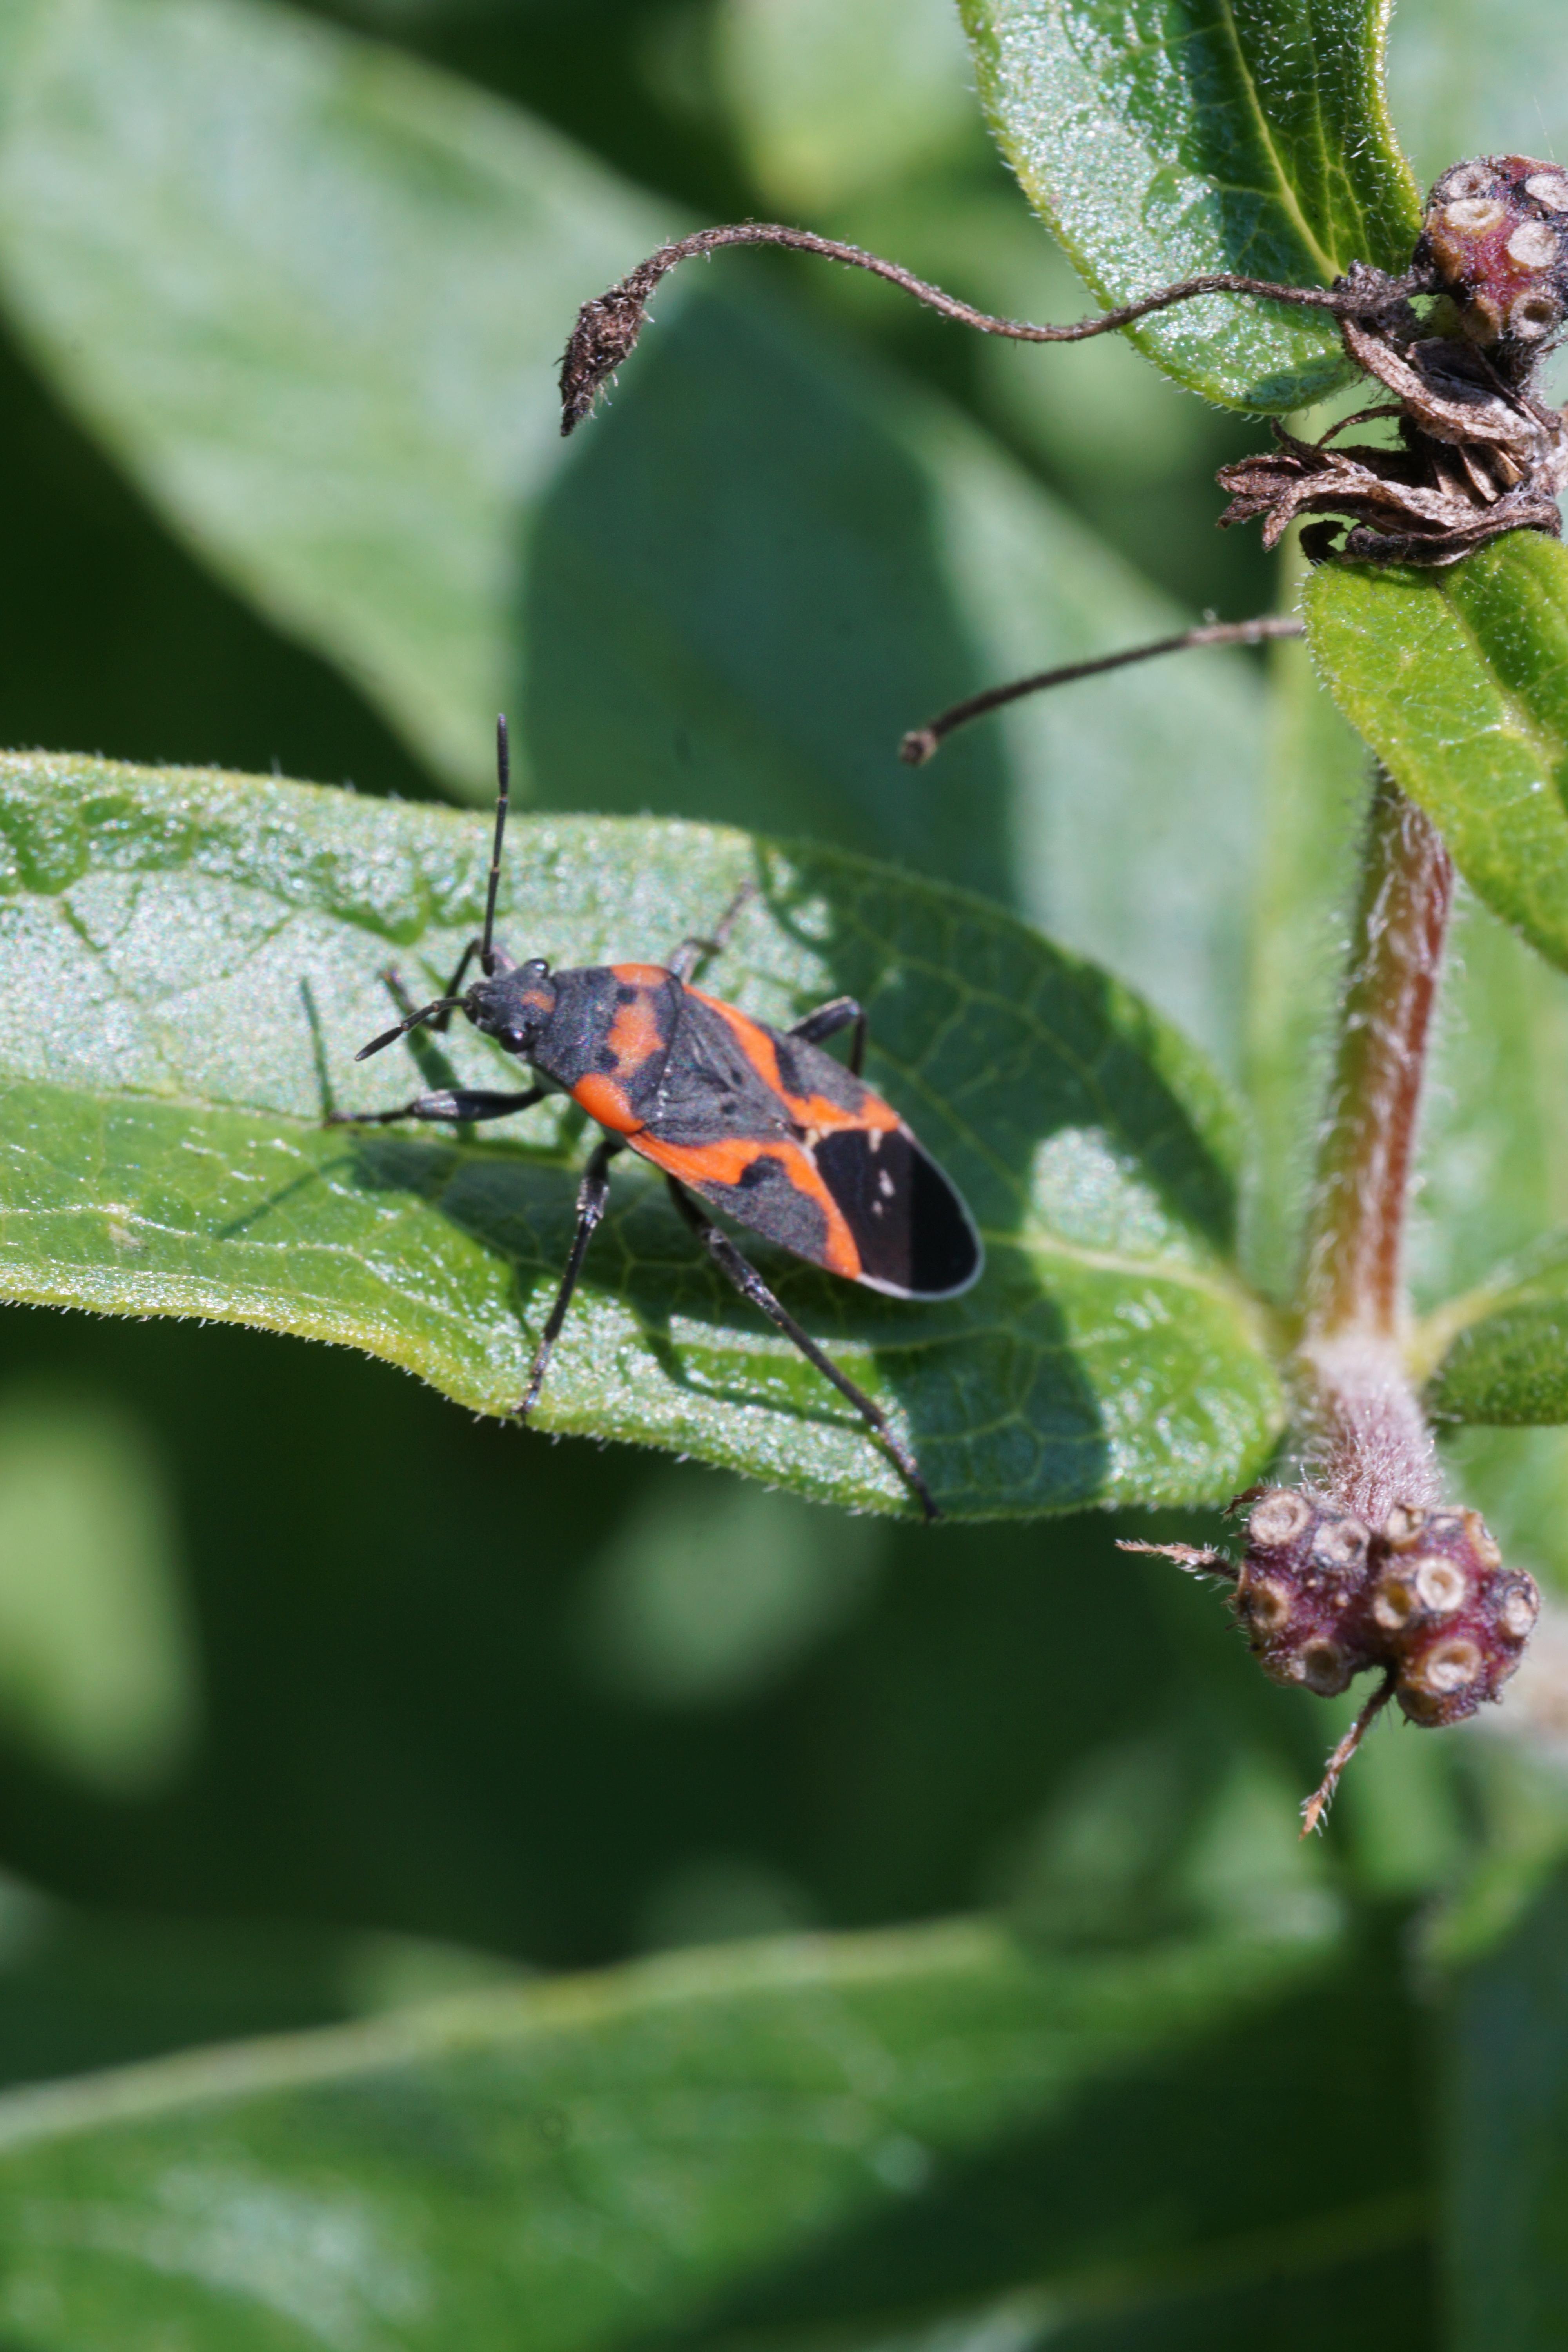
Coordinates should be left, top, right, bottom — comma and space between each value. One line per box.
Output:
811, 1125, 982, 1299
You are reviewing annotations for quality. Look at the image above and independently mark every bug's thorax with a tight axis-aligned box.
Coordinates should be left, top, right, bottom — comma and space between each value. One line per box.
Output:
466, 958, 685, 1120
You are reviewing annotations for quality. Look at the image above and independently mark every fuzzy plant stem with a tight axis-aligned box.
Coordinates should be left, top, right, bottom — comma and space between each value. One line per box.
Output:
1294, 768, 1454, 1526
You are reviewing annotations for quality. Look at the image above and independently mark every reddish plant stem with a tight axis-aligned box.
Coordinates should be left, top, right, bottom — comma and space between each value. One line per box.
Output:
1294, 769, 1454, 1524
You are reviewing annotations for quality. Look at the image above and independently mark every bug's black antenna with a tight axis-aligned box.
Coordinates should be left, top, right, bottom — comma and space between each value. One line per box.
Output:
353, 995, 468, 1061
481, 714, 510, 974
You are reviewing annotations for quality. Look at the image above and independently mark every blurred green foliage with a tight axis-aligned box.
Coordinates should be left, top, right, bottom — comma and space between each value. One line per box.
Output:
2, 0, 1568, 2342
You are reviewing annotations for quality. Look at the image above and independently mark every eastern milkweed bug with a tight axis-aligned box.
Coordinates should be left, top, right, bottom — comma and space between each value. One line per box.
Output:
330, 719, 983, 1519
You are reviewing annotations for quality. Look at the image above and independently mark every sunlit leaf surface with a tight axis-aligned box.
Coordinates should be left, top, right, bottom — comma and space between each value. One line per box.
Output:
960, 0, 1421, 410
0, 754, 1282, 1517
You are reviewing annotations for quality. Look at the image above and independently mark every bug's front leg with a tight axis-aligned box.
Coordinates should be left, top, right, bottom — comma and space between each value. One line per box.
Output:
516, 1138, 626, 1419
328, 1085, 547, 1128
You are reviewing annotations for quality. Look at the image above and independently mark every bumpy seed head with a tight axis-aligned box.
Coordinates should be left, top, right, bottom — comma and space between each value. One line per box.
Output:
1311, 1515, 1370, 1572
1419, 155, 1568, 368
1247, 1488, 1312, 1548
1235, 1563, 1295, 1639
1298, 1637, 1355, 1697
1399, 1632, 1489, 1726
1232, 1490, 1384, 1690
1229, 1485, 1539, 1734
1379, 1508, 1541, 1727
1381, 1503, 1428, 1553
1497, 1578, 1541, 1642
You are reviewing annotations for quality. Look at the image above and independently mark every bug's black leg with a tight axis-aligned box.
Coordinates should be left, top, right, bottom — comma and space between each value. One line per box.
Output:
328, 1085, 546, 1128
789, 996, 867, 1076
665, 1180, 938, 1521
517, 1138, 625, 1419
667, 880, 758, 983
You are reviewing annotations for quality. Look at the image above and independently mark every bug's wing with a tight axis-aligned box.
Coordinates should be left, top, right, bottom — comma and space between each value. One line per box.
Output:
630, 1129, 863, 1280
635, 995, 983, 1298
809, 1122, 982, 1299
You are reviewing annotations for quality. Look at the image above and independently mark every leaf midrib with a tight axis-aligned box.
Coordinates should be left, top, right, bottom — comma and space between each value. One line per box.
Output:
0, 1090, 1271, 1343
1212, 0, 1338, 283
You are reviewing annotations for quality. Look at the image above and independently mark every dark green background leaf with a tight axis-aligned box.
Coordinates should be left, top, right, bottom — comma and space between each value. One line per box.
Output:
0, 0, 672, 798
1447, 1855, 1568, 2350
0, 754, 1282, 1518
1305, 536, 1568, 976
0, 1916, 1437, 2351
960, 0, 1421, 410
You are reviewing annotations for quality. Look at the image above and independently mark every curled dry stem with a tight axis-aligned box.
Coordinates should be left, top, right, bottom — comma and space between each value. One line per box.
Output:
899, 617, 1304, 766
1300, 1671, 1398, 1836
558, 222, 1415, 436
1115, 1538, 1235, 1577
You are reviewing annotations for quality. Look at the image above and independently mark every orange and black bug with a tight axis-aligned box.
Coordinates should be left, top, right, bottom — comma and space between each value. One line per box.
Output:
331, 719, 983, 1517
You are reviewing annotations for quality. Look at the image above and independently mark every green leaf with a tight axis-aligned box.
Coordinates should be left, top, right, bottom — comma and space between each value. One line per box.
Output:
959, 0, 1422, 411
0, 0, 1276, 1053
1446, 1855, 1568, 2349
0, 0, 668, 797
0, 754, 1283, 1518
1424, 1237, 1568, 1426
1305, 536, 1568, 976
0, 1916, 1435, 2352
533, 290, 1273, 1080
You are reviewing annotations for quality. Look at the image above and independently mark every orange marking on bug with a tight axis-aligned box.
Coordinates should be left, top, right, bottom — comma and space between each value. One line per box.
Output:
632, 1131, 862, 1280
604, 987, 666, 1072
571, 1071, 642, 1136
686, 989, 899, 1136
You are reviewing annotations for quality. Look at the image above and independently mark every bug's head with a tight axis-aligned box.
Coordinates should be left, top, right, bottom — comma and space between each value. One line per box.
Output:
464, 957, 556, 1058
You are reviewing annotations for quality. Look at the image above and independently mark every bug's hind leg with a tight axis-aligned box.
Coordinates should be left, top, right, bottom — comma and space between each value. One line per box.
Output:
516, 1138, 625, 1420
789, 996, 867, 1074
666, 881, 758, 983
665, 1180, 937, 1521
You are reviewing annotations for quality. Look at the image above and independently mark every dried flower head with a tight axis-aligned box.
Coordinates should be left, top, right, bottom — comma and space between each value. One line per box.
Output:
1218, 156, 1568, 566
1121, 1488, 1539, 1829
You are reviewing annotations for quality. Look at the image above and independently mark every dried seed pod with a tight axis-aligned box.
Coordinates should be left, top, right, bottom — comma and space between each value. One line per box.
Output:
1225, 1485, 1540, 1742
1125, 1483, 1541, 1824
1372, 1504, 1539, 1728
1232, 1488, 1384, 1693
1419, 155, 1568, 371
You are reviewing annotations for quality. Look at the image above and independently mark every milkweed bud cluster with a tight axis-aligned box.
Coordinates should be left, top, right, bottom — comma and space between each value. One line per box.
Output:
1234, 1489, 1539, 1728
1417, 155, 1568, 373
